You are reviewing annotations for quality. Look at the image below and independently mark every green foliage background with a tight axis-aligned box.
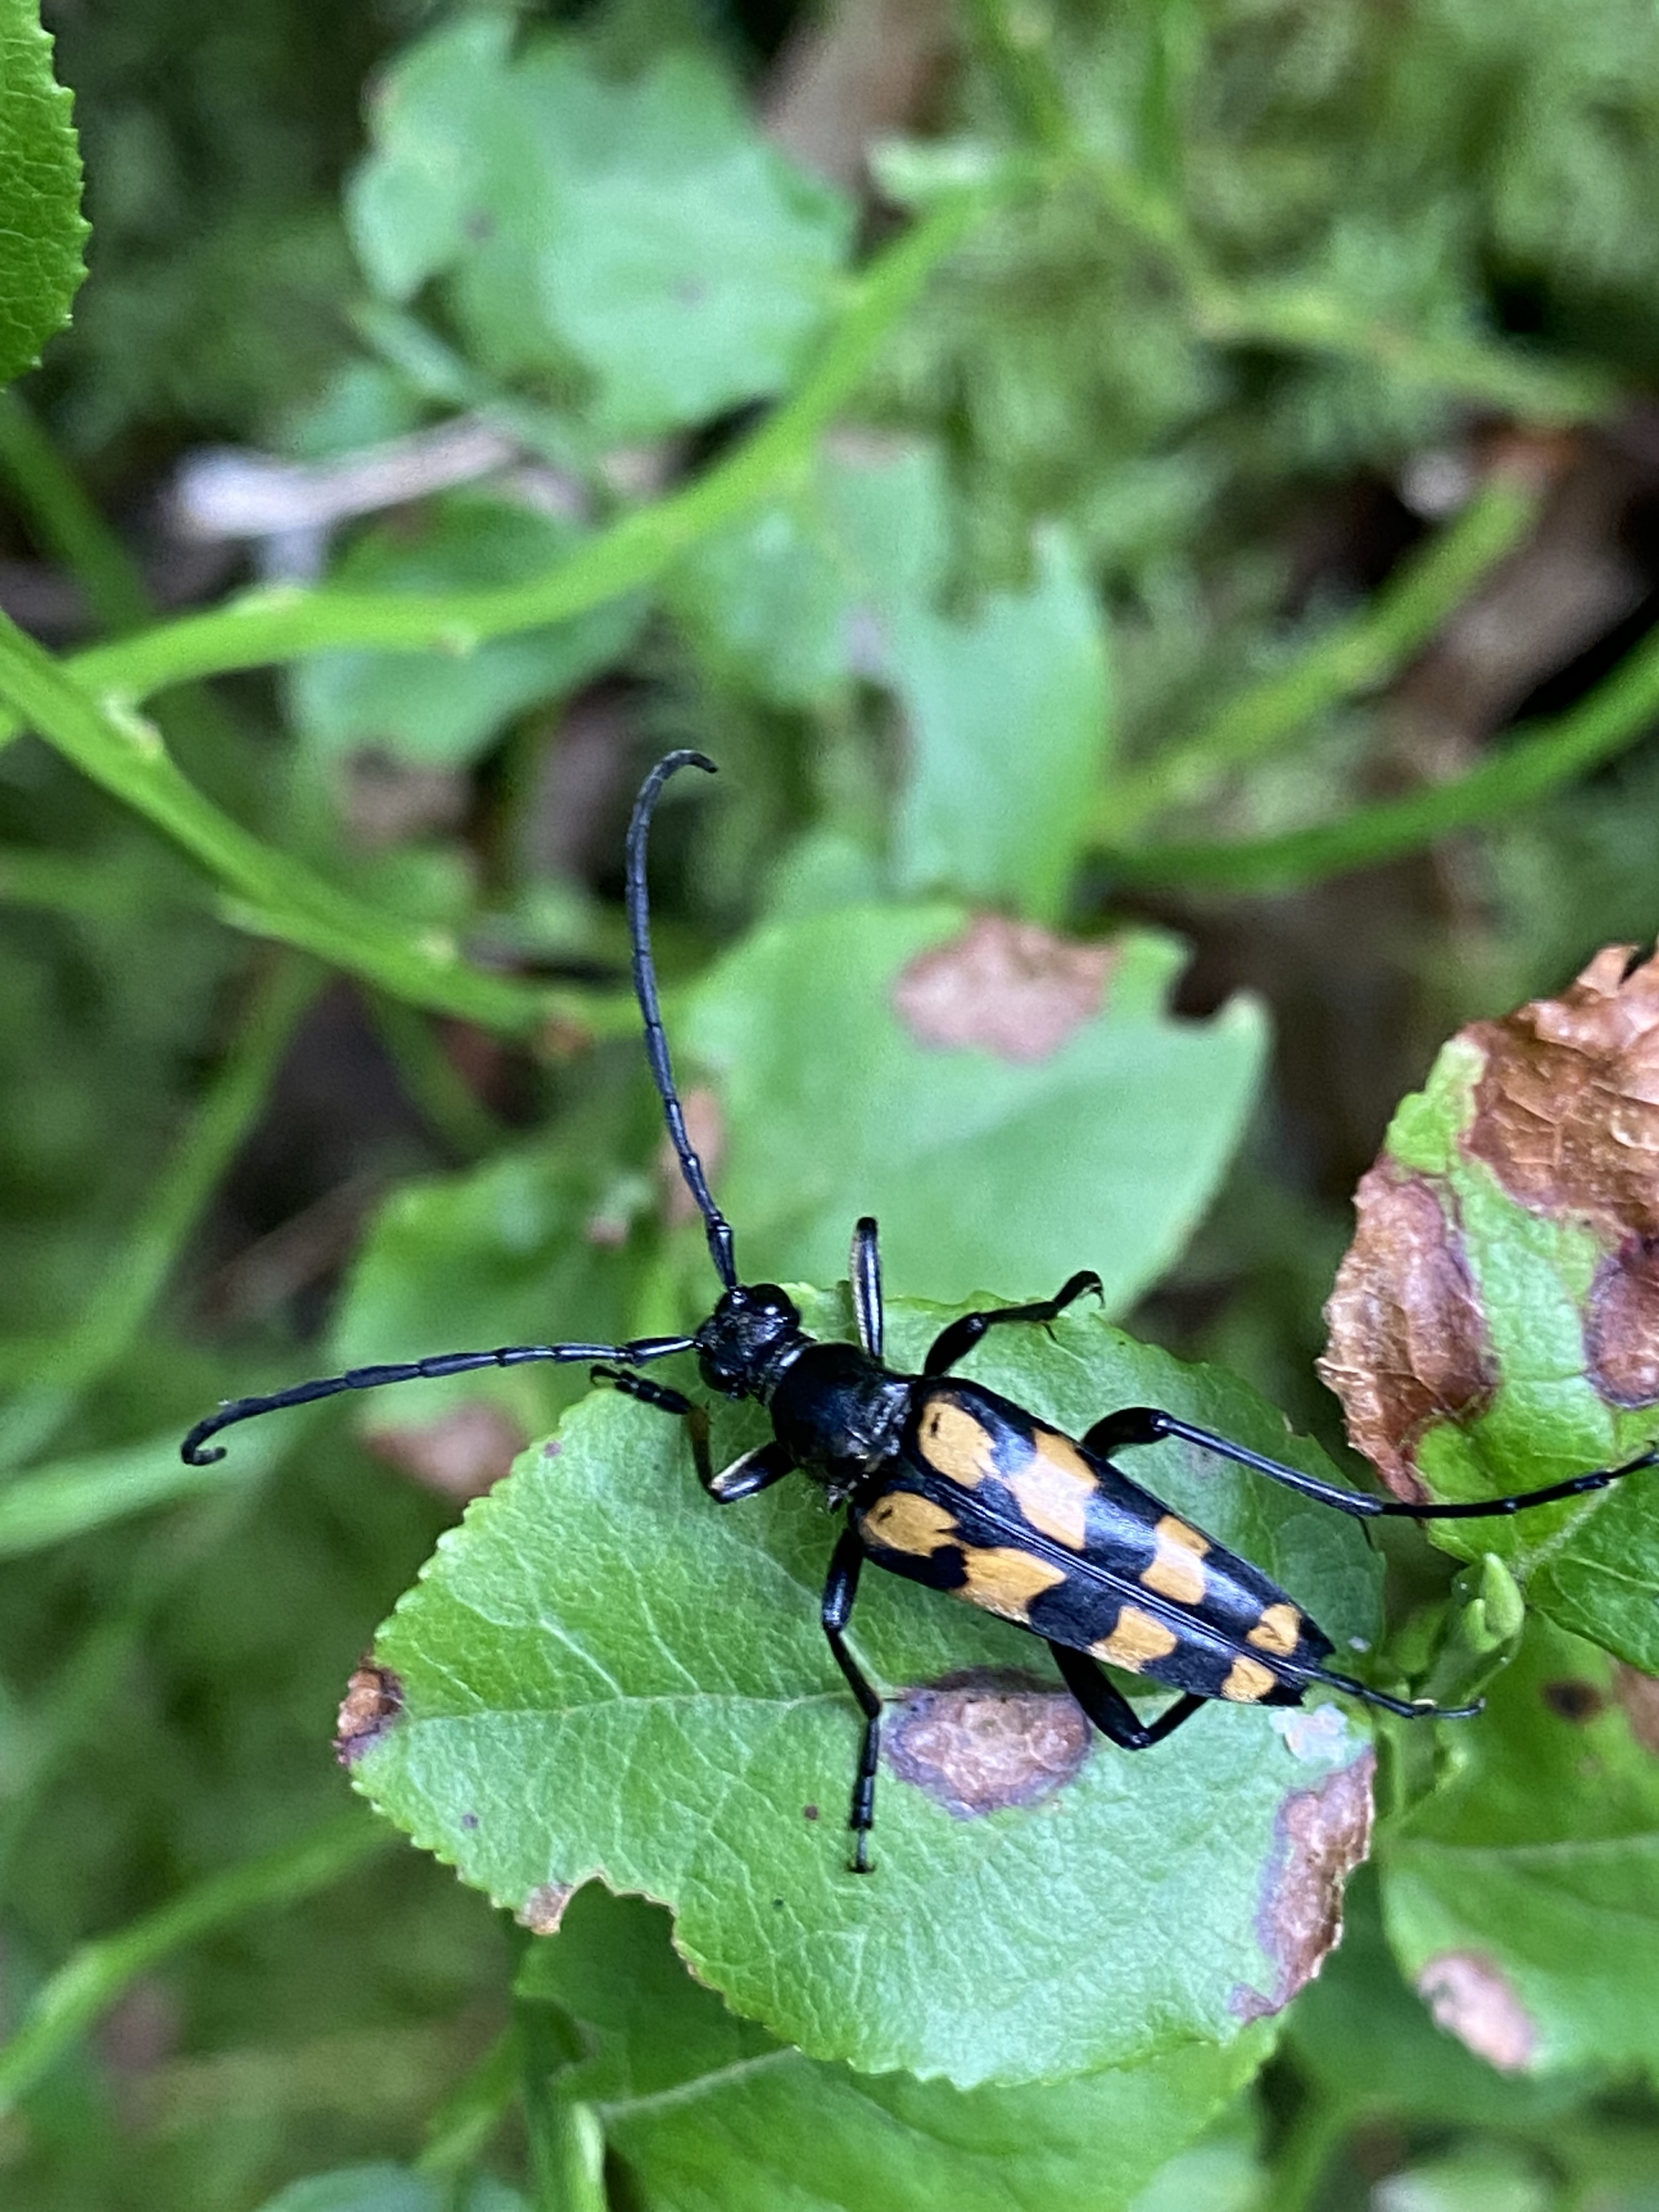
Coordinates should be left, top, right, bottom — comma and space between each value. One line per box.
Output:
2, 0, 1659, 2206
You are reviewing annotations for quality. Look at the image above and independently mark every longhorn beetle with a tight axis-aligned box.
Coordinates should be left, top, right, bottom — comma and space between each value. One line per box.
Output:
184, 750, 1659, 1871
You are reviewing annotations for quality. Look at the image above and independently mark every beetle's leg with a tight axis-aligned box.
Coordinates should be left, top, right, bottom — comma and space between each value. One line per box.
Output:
592, 1366, 795, 1502
1084, 1406, 1659, 1523
922, 1271, 1104, 1378
850, 1216, 884, 1362
1048, 1643, 1208, 1749
821, 1525, 882, 1873
706, 1440, 795, 1504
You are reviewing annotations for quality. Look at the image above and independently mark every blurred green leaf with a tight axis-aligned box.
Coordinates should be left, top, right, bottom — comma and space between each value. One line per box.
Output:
891, 525, 1112, 919
1380, 1615, 1659, 2080
348, 20, 854, 439
683, 905, 1266, 1311
354, 1297, 1380, 2086
254, 2167, 523, 2212
288, 495, 646, 769
519, 1886, 1273, 2212
0, 0, 86, 384
332, 1124, 648, 1439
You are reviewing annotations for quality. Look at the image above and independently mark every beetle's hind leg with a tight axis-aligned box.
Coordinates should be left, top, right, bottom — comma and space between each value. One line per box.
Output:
1048, 1643, 1207, 1750
1085, 1406, 1659, 1523
923, 1272, 1104, 1378
821, 1526, 882, 1873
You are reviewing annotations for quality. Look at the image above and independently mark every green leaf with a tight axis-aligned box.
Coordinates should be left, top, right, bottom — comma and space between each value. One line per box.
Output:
519, 1886, 1272, 2212
0, 0, 86, 384
331, 1128, 647, 1440
682, 905, 1266, 1312
1286, 1870, 1596, 2127
1320, 974, 1659, 1673
890, 527, 1112, 920
348, 25, 854, 440
0, 1419, 277, 1559
353, 1298, 1381, 2086
288, 496, 646, 769
253, 2169, 523, 2212
1379, 1613, 1659, 2080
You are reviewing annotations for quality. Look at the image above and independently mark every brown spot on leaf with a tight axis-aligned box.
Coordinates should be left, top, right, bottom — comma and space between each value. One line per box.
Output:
335, 1660, 404, 1765
659, 1085, 724, 1228
1540, 1677, 1608, 1723
893, 916, 1116, 1063
1614, 1664, 1659, 1754
1585, 1238, 1659, 1406
885, 1669, 1092, 1817
1416, 1951, 1538, 2072
365, 1402, 527, 1501
1466, 944, 1659, 1242
1319, 1166, 1496, 1499
516, 1882, 577, 1935
1231, 1750, 1375, 2021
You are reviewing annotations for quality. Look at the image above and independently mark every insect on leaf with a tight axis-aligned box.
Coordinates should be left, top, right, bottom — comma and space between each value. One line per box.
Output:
349, 1299, 1381, 2088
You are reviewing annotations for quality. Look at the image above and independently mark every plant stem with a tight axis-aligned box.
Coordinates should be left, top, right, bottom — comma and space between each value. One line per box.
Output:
0, 953, 318, 1468
0, 193, 990, 746
0, 1810, 391, 2116
1102, 618, 1659, 892
1102, 469, 1544, 837
0, 603, 586, 1029
0, 390, 153, 635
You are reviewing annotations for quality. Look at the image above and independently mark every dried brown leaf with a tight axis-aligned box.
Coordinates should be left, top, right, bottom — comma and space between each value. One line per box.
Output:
1319, 1167, 1496, 1500
1231, 1749, 1375, 2020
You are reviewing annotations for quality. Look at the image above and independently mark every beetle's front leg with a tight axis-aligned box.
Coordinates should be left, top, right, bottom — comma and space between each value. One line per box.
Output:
590, 1366, 795, 1502
821, 1525, 881, 1873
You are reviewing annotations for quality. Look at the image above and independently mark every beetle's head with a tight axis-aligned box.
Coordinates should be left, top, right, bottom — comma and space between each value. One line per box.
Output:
694, 1282, 803, 1398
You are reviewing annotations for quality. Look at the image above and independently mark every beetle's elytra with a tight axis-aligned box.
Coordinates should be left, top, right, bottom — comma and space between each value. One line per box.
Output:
183, 750, 1659, 1871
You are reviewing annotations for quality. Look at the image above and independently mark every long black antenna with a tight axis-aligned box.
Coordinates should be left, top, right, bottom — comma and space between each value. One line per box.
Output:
627, 750, 736, 1289
179, 1332, 698, 1465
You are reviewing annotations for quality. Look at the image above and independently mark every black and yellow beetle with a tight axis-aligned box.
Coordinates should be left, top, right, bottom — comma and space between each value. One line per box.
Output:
183, 750, 1659, 1869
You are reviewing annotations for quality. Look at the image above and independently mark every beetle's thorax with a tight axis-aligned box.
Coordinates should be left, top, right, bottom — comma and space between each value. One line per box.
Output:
769, 1340, 911, 1502
693, 1282, 812, 1403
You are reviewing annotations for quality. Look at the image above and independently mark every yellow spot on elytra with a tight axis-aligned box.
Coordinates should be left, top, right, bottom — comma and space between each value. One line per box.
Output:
1005, 1428, 1098, 1550
959, 1546, 1068, 1624
1091, 1605, 1179, 1673
1247, 1602, 1302, 1657
1141, 1515, 1209, 1605
862, 1491, 958, 1558
1222, 1655, 1278, 1703
919, 1396, 999, 1488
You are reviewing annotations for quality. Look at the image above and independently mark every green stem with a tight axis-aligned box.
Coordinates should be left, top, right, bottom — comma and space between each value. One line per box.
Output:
1102, 618, 1659, 892
0, 603, 578, 1030
0, 1810, 391, 2116
0, 954, 318, 1468
417, 2028, 520, 2179
0, 193, 988, 746
518, 2000, 608, 2212
1102, 470, 1543, 837
1268, 2093, 1354, 2212
369, 991, 508, 1159
0, 391, 154, 635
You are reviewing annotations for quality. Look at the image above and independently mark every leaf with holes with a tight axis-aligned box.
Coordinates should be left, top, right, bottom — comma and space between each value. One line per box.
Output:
0, 0, 86, 381
1319, 947, 1659, 1669
680, 905, 1266, 1315
349, 1296, 1381, 2087
516, 1884, 1274, 2210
